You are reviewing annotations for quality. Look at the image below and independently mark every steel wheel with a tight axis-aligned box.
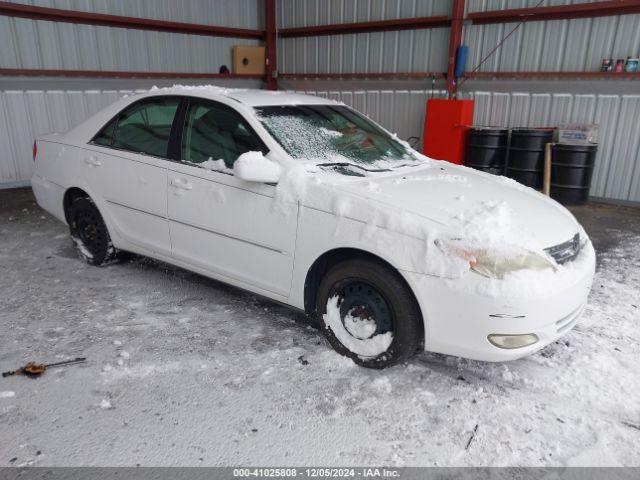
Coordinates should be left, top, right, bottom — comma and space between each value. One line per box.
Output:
317, 259, 423, 368
67, 197, 117, 266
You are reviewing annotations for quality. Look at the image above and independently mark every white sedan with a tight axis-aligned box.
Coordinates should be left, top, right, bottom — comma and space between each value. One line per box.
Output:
31, 86, 595, 368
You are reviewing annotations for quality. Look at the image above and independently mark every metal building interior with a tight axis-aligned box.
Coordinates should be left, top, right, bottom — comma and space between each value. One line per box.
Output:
1, 0, 640, 469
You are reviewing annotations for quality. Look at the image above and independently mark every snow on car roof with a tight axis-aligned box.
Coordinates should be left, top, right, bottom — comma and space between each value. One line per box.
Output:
143, 84, 340, 107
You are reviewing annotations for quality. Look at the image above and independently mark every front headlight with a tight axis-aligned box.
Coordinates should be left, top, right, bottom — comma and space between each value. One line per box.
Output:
470, 248, 555, 279
436, 240, 556, 280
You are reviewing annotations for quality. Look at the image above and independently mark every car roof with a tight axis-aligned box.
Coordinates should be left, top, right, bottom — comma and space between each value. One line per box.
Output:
139, 85, 340, 107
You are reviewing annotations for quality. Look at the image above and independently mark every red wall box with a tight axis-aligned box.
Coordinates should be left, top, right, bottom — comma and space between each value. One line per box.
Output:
423, 99, 474, 165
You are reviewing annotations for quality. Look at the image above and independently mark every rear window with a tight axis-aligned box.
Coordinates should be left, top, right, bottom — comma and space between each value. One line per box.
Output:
91, 97, 180, 158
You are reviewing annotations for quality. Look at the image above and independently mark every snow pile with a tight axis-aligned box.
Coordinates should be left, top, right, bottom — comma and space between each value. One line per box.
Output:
456, 200, 533, 247
148, 84, 248, 97
323, 295, 393, 358
433, 200, 598, 298
272, 164, 310, 214
183, 157, 233, 174
71, 236, 94, 260
234, 151, 268, 167
233, 151, 282, 183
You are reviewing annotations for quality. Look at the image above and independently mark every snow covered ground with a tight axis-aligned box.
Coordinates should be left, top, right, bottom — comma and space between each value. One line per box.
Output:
1, 191, 639, 467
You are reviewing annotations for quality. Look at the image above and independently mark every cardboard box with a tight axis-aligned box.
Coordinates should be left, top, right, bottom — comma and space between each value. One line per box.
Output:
557, 124, 598, 145
232, 46, 265, 75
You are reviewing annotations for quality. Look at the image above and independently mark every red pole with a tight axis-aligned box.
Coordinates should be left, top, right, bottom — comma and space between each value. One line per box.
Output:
447, 0, 465, 98
265, 0, 278, 90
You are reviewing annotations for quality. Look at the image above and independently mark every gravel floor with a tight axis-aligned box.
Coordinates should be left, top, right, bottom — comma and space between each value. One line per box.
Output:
1, 188, 639, 467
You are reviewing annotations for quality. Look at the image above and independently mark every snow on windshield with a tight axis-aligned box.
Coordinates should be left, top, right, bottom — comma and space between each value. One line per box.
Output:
255, 105, 420, 169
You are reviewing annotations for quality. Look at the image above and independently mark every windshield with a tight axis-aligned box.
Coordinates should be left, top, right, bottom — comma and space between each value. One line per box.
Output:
255, 105, 419, 168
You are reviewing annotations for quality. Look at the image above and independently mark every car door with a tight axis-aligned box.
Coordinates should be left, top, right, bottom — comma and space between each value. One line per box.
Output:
167, 98, 298, 299
82, 96, 180, 255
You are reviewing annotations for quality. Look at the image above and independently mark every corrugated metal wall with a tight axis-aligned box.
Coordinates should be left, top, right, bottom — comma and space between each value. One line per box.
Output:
0, 88, 129, 185
277, 0, 452, 73
5, 0, 262, 29
0, 0, 262, 72
289, 87, 640, 202
0, 0, 264, 187
278, 0, 640, 74
464, 0, 626, 73
464, 14, 640, 72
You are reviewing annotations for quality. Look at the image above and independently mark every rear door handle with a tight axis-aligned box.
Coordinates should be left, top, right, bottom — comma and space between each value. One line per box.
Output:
84, 156, 101, 167
170, 178, 193, 190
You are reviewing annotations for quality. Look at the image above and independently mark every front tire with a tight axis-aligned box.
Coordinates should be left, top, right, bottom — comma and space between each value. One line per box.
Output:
67, 197, 118, 266
316, 259, 423, 368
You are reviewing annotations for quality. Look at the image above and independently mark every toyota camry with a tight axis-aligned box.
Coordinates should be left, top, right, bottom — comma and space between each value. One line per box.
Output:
31, 86, 595, 368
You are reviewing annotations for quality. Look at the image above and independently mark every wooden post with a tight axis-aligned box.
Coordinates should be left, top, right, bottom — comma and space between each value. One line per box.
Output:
543, 142, 552, 196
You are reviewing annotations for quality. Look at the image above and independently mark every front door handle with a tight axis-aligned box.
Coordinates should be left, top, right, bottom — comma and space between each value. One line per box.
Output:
84, 156, 102, 167
170, 178, 193, 190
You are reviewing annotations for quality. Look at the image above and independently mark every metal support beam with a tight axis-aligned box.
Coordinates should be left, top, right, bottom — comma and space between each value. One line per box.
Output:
279, 15, 450, 38
0, 68, 263, 79
446, 0, 465, 99
265, 0, 278, 90
0, 1, 264, 39
280, 72, 445, 80
465, 71, 640, 79
468, 0, 640, 25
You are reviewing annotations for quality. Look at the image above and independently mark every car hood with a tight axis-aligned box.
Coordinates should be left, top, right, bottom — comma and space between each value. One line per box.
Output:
319, 161, 580, 250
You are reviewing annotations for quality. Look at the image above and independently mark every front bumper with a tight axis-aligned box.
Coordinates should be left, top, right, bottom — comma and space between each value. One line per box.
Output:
402, 239, 596, 362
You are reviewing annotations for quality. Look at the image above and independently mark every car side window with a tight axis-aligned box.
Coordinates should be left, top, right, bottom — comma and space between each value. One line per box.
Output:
92, 118, 117, 147
181, 100, 267, 169
105, 98, 180, 158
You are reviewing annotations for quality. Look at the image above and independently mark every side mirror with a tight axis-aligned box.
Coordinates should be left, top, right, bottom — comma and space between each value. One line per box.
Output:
233, 152, 282, 183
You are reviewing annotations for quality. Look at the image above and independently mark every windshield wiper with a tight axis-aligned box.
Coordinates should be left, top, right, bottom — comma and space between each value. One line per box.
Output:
315, 162, 392, 173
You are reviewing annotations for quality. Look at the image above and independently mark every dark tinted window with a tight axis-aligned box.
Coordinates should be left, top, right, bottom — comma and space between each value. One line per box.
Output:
111, 98, 180, 157
92, 118, 117, 146
181, 100, 267, 169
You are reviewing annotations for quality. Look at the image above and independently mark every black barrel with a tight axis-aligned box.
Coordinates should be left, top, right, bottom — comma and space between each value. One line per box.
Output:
550, 143, 598, 205
465, 128, 508, 175
506, 128, 554, 189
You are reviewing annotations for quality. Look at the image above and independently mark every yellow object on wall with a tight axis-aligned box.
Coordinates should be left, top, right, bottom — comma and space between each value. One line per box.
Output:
233, 46, 265, 74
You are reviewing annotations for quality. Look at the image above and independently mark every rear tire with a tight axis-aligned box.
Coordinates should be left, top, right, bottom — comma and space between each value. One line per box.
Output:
67, 197, 118, 266
316, 259, 422, 369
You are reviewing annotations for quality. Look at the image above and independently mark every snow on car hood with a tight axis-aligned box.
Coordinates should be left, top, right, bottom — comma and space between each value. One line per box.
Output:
319, 161, 580, 251
274, 159, 593, 284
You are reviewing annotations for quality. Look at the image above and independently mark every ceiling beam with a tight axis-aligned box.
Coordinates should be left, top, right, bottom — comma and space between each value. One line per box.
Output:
279, 72, 445, 80
0, 68, 264, 79
465, 71, 640, 79
0, 1, 264, 39
278, 15, 450, 38
468, 0, 640, 25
